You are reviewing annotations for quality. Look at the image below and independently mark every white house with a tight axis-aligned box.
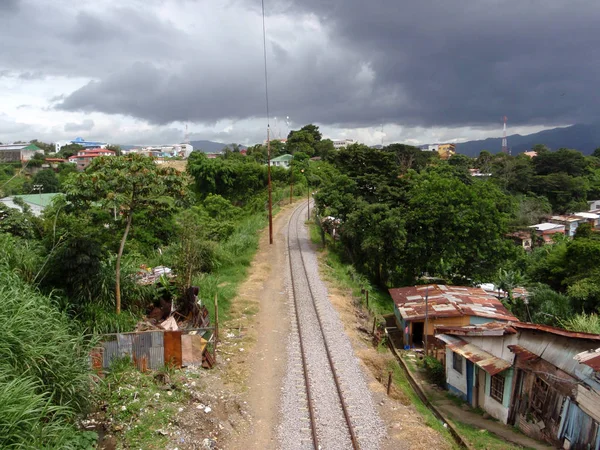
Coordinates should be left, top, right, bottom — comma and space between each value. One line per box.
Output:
269, 154, 293, 169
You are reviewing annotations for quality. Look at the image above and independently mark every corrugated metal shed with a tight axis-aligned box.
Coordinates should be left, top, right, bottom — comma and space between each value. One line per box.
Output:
437, 333, 512, 375
389, 284, 517, 322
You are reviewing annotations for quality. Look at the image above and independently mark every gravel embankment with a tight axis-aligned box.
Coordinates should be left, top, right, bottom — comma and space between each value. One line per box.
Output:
278, 203, 386, 450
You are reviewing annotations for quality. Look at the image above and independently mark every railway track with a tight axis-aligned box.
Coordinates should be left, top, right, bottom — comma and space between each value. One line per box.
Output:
283, 202, 363, 450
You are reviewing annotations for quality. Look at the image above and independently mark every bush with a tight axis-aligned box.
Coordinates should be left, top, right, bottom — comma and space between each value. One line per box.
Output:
0, 265, 94, 448
422, 356, 446, 387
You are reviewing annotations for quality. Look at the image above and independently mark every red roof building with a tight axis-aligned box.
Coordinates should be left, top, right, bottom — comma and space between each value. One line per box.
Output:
68, 148, 115, 170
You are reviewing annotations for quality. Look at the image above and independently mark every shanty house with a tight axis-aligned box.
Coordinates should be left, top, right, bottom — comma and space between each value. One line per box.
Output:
388, 285, 518, 351
435, 322, 600, 450
549, 215, 588, 237
529, 222, 565, 243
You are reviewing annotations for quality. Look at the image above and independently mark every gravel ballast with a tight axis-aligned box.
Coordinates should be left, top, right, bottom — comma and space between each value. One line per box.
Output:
278, 203, 386, 450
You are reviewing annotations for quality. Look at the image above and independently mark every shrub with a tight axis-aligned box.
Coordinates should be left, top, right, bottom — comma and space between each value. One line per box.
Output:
422, 356, 446, 387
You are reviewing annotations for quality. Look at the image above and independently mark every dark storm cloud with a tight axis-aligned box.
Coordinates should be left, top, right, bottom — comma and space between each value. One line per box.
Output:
8, 0, 600, 130
273, 0, 600, 128
0, 0, 19, 12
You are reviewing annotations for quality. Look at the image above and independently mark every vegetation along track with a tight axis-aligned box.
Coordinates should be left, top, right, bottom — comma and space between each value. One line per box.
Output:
278, 202, 384, 450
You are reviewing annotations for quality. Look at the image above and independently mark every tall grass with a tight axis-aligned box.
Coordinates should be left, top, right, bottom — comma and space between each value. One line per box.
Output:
0, 264, 93, 448
564, 313, 600, 334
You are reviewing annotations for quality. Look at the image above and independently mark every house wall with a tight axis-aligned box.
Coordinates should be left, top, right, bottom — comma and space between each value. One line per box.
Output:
446, 348, 468, 399
589, 200, 600, 211
512, 355, 576, 446
481, 368, 513, 423
0, 150, 21, 162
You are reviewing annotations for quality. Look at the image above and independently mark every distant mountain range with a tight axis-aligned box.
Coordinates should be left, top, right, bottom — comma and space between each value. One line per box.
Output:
455, 123, 600, 157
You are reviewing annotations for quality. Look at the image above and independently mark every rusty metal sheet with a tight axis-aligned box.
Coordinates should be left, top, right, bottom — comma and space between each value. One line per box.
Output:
102, 339, 119, 369
437, 333, 511, 376
512, 322, 600, 341
181, 334, 207, 366
574, 348, 600, 371
164, 330, 182, 368
508, 344, 540, 361
436, 322, 518, 336
389, 284, 518, 322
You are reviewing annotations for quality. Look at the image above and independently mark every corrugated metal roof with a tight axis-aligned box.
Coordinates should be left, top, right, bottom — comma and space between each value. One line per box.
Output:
508, 344, 540, 361
436, 322, 518, 336
512, 322, 600, 341
437, 334, 512, 375
574, 348, 600, 371
389, 284, 518, 322
529, 222, 565, 232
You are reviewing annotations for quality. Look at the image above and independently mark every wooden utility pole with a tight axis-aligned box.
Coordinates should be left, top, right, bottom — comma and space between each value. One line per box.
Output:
290, 159, 293, 204
267, 126, 273, 244
214, 294, 219, 343
424, 285, 429, 356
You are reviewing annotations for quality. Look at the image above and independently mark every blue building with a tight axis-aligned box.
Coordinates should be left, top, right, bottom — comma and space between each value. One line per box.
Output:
55, 137, 108, 153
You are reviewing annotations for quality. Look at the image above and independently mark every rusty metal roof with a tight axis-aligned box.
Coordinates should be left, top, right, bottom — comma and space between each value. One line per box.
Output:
436, 322, 518, 336
508, 344, 540, 362
574, 348, 600, 371
437, 334, 512, 375
389, 284, 518, 322
511, 322, 600, 341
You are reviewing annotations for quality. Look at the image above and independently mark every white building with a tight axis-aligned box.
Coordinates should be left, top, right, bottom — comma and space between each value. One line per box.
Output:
137, 144, 194, 158
332, 139, 356, 149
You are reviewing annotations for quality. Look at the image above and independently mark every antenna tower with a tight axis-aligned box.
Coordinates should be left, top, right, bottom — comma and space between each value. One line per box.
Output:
184, 124, 190, 145
501, 116, 509, 154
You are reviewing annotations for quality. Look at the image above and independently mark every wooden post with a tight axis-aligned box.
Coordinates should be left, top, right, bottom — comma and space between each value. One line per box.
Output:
366, 290, 369, 309
387, 371, 393, 396
372, 317, 377, 335
214, 294, 219, 343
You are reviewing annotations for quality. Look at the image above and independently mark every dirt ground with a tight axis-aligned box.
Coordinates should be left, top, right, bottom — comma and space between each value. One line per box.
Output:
219, 202, 296, 449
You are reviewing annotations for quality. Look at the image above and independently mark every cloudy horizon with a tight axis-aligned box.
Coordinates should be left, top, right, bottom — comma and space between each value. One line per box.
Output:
1, 0, 598, 147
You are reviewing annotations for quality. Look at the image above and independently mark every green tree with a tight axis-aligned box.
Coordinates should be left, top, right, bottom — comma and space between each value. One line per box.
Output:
29, 139, 54, 153
475, 150, 493, 173
403, 170, 514, 282
57, 144, 84, 159
533, 148, 588, 177
315, 139, 334, 160
64, 154, 189, 314
32, 169, 60, 193
292, 124, 322, 143
286, 130, 315, 156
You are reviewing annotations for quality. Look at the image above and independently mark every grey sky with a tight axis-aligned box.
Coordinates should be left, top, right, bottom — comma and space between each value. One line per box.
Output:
1, 0, 598, 146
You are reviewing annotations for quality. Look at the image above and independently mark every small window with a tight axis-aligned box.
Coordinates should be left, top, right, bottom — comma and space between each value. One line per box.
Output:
490, 374, 505, 403
452, 352, 463, 374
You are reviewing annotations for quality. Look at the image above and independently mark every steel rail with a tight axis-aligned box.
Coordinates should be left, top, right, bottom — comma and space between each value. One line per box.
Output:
288, 202, 360, 450
287, 203, 319, 449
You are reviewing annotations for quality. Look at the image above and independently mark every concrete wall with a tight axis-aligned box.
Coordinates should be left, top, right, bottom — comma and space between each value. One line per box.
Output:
446, 348, 468, 399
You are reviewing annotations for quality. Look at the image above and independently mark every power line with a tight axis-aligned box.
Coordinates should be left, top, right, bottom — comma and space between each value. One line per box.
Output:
261, 0, 273, 244
261, 0, 270, 127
